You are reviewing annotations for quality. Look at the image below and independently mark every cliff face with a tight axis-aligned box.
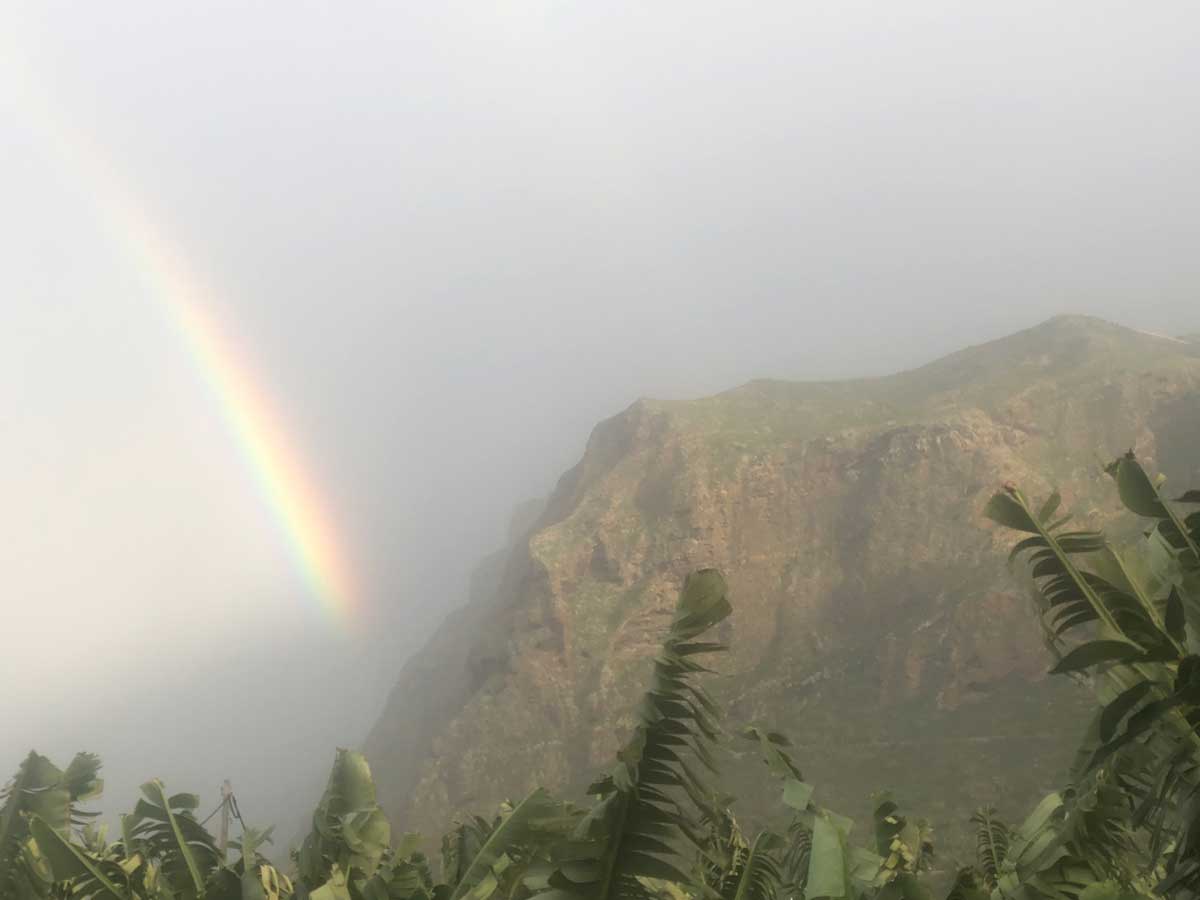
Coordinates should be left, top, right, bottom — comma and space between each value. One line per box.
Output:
363, 316, 1200, 856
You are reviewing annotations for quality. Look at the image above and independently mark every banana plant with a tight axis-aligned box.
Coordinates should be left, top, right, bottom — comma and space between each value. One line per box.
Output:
869, 796, 933, 900
697, 806, 748, 894
1, 751, 103, 898
123, 780, 221, 899
441, 790, 580, 900
349, 837, 436, 900
297, 750, 392, 893
529, 569, 732, 900
987, 455, 1200, 899
987, 789, 1127, 900
442, 814, 498, 893
21, 767, 290, 900
738, 727, 894, 900
738, 728, 814, 898
207, 825, 295, 900
298, 749, 579, 900
28, 813, 147, 900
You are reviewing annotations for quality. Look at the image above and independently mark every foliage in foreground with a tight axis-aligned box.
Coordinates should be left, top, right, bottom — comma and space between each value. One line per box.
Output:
980, 453, 1200, 900
5, 453, 1200, 900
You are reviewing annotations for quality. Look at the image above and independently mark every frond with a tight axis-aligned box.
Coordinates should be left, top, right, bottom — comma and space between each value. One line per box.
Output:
970, 808, 1008, 891
713, 831, 783, 900
535, 569, 732, 900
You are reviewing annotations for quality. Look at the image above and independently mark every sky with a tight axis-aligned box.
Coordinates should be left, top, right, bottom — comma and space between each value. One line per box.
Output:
2, 0, 1199, 842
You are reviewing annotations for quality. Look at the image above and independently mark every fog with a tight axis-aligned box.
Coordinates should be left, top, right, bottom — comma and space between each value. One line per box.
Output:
3, 1, 1199, 842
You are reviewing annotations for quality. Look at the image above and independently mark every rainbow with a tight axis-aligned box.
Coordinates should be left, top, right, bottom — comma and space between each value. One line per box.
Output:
7, 51, 358, 623
163, 293, 359, 623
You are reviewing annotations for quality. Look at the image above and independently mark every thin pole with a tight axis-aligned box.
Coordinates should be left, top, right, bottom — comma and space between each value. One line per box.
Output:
217, 779, 233, 862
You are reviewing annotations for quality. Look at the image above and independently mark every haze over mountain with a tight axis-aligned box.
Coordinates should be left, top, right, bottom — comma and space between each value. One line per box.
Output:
364, 315, 1200, 861
3, 1, 1200, 840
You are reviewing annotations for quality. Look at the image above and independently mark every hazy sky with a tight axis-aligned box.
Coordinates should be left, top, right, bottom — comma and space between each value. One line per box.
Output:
3, 1, 1199, 839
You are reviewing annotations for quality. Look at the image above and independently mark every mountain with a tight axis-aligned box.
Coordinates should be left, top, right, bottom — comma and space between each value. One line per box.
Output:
362, 315, 1200, 862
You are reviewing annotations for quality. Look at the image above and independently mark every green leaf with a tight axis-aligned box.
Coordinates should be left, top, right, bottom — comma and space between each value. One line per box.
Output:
311, 866, 353, 900
782, 779, 814, 812
0, 751, 102, 897
450, 789, 577, 900
134, 779, 208, 895
29, 815, 130, 899
299, 749, 392, 887
1078, 881, 1139, 900
1038, 491, 1062, 524
1166, 586, 1186, 643
674, 569, 734, 637
985, 493, 1040, 533
2, 753, 62, 893
1044, 514, 1074, 532
1098, 680, 1156, 742
62, 753, 104, 806
1049, 640, 1142, 674
1113, 456, 1167, 517
740, 727, 804, 783
242, 864, 269, 900
806, 815, 847, 900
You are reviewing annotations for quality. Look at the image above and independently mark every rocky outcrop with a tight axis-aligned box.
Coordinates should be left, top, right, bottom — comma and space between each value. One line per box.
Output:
363, 316, 1200, 859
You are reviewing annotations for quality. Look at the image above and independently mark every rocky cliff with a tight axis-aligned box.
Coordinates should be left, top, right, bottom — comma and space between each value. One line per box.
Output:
363, 315, 1200, 862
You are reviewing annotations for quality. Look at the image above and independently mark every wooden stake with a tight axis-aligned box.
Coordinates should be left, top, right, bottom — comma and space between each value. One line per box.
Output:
217, 779, 233, 862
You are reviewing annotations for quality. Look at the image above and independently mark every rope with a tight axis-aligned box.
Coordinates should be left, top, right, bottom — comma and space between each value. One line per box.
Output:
230, 793, 247, 828
199, 799, 225, 826
199, 785, 248, 833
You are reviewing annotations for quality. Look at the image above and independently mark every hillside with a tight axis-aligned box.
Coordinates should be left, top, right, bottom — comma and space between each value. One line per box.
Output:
363, 315, 1200, 863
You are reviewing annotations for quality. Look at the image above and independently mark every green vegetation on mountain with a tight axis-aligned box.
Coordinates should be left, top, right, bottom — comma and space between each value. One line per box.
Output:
363, 317, 1200, 863
7, 450, 1200, 900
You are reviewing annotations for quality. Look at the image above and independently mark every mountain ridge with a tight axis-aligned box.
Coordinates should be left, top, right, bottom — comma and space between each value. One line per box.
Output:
363, 315, 1200, 859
